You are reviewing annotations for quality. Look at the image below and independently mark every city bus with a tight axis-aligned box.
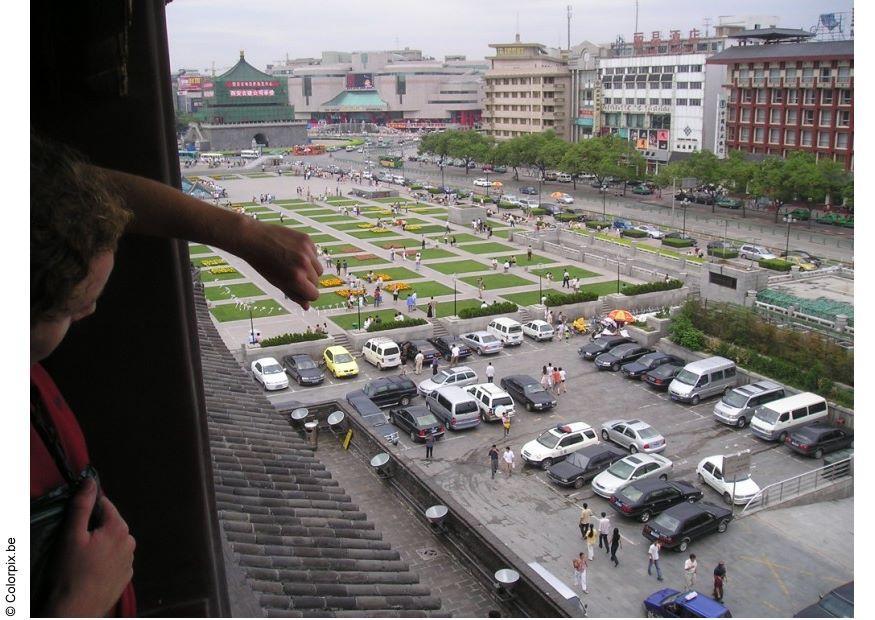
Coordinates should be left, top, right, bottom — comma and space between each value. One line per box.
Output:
178, 150, 198, 161
240, 149, 261, 159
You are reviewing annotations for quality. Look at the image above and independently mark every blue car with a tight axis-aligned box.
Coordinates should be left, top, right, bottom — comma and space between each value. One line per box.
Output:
612, 218, 635, 230
644, 589, 732, 618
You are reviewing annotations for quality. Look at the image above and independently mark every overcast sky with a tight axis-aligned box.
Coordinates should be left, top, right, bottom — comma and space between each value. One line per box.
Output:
166, 0, 854, 72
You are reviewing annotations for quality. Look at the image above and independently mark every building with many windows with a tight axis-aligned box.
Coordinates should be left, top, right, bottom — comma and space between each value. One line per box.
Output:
706, 32, 853, 170
482, 37, 572, 141
569, 42, 603, 142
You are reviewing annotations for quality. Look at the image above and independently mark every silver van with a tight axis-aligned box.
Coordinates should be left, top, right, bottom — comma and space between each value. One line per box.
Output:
713, 380, 785, 428
668, 357, 737, 405
749, 392, 828, 442
426, 385, 482, 430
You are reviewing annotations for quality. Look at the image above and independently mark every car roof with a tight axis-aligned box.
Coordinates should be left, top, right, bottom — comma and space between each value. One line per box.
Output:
793, 422, 840, 437
325, 345, 350, 354
254, 357, 280, 364
549, 422, 592, 435
506, 374, 539, 385
443, 365, 474, 374
611, 343, 641, 353
678, 591, 730, 616
462, 330, 491, 337
651, 363, 683, 374
626, 419, 653, 431
574, 443, 627, 459
663, 501, 729, 520
471, 383, 509, 395
289, 353, 315, 361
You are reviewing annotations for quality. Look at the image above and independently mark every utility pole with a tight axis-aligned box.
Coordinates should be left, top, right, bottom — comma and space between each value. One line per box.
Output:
635, 0, 639, 32
567, 5, 572, 51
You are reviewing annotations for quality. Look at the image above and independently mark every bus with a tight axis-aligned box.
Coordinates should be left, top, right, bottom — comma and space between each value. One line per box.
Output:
379, 155, 404, 169
240, 149, 261, 159
178, 150, 198, 161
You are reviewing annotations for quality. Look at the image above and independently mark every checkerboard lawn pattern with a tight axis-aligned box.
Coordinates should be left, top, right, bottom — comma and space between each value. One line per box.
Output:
408, 225, 447, 234
188, 244, 213, 255
419, 298, 484, 318
209, 298, 289, 322
460, 273, 533, 290
347, 230, 403, 240
360, 210, 394, 219
409, 207, 447, 215
351, 266, 420, 281
256, 213, 282, 220
375, 238, 422, 249
330, 308, 409, 330
530, 265, 599, 280
274, 198, 307, 205
457, 242, 516, 255
243, 206, 274, 213
309, 214, 357, 222
344, 255, 391, 268
203, 283, 265, 301
286, 226, 320, 233
373, 196, 410, 203
295, 208, 336, 216
491, 229, 513, 238
324, 200, 361, 207
501, 253, 555, 267
280, 202, 323, 210
431, 215, 449, 221
320, 243, 363, 255
428, 259, 490, 275
309, 233, 340, 244
191, 255, 225, 267
430, 233, 479, 243
328, 222, 372, 231
404, 280, 455, 298
199, 269, 244, 283
418, 248, 458, 260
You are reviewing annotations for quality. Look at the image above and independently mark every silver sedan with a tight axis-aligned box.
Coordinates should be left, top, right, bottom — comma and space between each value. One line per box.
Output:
600, 418, 666, 453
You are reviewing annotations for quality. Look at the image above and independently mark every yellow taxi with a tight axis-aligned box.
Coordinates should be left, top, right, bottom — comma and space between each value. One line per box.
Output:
323, 345, 359, 378
782, 255, 818, 271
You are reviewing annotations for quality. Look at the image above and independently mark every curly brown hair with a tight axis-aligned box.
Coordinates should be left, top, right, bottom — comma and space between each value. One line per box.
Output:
31, 132, 132, 324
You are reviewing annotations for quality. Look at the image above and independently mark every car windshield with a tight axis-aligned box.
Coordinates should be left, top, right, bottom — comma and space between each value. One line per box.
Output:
524, 384, 546, 395
495, 396, 513, 407
725, 471, 751, 483
638, 427, 659, 439
384, 347, 399, 355
674, 369, 698, 386
721, 390, 750, 408
818, 592, 854, 617
334, 353, 354, 364
619, 485, 644, 503
652, 512, 681, 533
537, 431, 560, 449
607, 460, 635, 480
263, 364, 283, 374
295, 358, 317, 370
415, 413, 440, 427
433, 372, 451, 385
754, 406, 781, 424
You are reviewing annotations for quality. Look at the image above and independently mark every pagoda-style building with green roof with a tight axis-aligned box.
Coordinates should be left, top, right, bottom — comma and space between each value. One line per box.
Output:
196, 51, 306, 150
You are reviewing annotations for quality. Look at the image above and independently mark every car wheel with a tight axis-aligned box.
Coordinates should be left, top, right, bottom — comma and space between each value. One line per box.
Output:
723, 386, 732, 395
691, 395, 700, 405
646, 611, 658, 618
574, 478, 585, 489
400, 396, 411, 406
612, 362, 620, 372
480, 412, 487, 422
659, 473, 668, 481
410, 430, 417, 442
601, 430, 610, 441
629, 444, 638, 454
697, 472, 705, 483
778, 431, 788, 443
640, 510, 651, 523
736, 416, 747, 429
688, 496, 699, 503
722, 492, 733, 505
678, 538, 690, 552
377, 362, 382, 370
526, 402, 533, 412
814, 448, 824, 459
717, 518, 729, 533
541, 458, 553, 470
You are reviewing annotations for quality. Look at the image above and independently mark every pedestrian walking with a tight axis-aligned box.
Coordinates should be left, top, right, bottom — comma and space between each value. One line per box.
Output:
527, 245, 532, 261
562, 269, 570, 288
426, 297, 435, 318
559, 367, 567, 394
488, 444, 500, 479
342, 259, 348, 275
598, 513, 611, 553
648, 541, 664, 581
450, 344, 460, 365
390, 248, 395, 262
425, 432, 435, 460
541, 365, 552, 390
415, 253, 422, 271
610, 528, 621, 567
431, 356, 439, 376
421, 238, 426, 250
501, 412, 511, 437
579, 503, 593, 538
712, 561, 727, 602
335, 258, 341, 275
406, 294, 415, 314
393, 287, 400, 304
502, 446, 515, 477
551, 367, 562, 396
684, 554, 698, 590
414, 351, 424, 374
485, 362, 495, 383
585, 527, 597, 561
572, 553, 588, 594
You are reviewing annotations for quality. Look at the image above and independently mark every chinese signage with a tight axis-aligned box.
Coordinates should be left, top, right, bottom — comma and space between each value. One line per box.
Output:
715, 93, 728, 158
229, 89, 276, 97
603, 104, 671, 113
225, 80, 279, 88
178, 75, 204, 91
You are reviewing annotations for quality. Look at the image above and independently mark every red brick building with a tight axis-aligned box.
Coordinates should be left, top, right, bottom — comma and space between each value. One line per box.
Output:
707, 34, 853, 170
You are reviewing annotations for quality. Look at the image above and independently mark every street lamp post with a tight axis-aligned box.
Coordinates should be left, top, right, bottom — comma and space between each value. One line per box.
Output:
440, 158, 445, 189
248, 305, 256, 344
682, 199, 689, 237
785, 214, 794, 257
356, 294, 362, 330
486, 170, 490, 199
453, 273, 458, 317
538, 263, 543, 303
602, 184, 607, 220
616, 262, 621, 294
538, 173, 543, 208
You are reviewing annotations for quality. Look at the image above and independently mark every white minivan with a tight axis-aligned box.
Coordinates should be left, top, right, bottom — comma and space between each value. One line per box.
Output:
487, 317, 523, 346
361, 337, 402, 369
749, 392, 829, 442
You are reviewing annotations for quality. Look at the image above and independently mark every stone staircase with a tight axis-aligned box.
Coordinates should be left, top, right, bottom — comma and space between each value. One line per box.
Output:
432, 320, 449, 339
331, 331, 353, 349
600, 297, 612, 316
517, 306, 535, 322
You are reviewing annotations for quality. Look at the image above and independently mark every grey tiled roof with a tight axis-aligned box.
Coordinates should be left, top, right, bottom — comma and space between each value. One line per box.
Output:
194, 291, 443, 617
708, 40, 853, 63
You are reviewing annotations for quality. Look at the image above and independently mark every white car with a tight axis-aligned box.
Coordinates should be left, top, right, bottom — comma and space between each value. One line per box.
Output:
417, 366, 478, 397
473, 178, 491, 187
522, 320, 555, 341
466, 383, 516, 422
591, 453, 673, 498
517, 199, 539, 210
251, 357, 289, 391
600, 419, 666, 453
502, 195, 522, 206
739, 244, 777, 261
554, 193, 574, 204
635, 224, 665, 239
696, 455, 762, 505
521, 422, 598, 469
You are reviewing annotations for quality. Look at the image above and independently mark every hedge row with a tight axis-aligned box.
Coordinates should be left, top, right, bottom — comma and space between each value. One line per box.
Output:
708, 248, 739, 259
662, 237, 695, 248
367, 317, 428, 332
622, 279, 683, 296
497, 202, 518, 209
544, 290, 598, 307
585, 220, 611, 229
759, 258, 793, 271
530, 208, 547, 216
554, 213, 580, 222
458, 301, 518, 319
259, 331, 328, 347
620, 228, 648, 238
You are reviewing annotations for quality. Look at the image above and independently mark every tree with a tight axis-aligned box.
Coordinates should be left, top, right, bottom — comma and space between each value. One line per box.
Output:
493, 140, 524, 180
720, 150, 757, 195
446, 130, 494, 175
578, 134, 644, 193
558, 142, 588, 189
682, 151, 722, 185
175, 112, 198, 137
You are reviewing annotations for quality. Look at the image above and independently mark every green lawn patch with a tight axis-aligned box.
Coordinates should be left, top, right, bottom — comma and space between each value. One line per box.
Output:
420, 298, 483, 318
347, 230, 402, 240
187, 244, 213, 255
330, 308, 410, 330
432, 215, 449, 221
192, 255, 225, 267
345, 255, 391, 268
459, 242, 517, 255
375, 238, 422, 249
404, 281, 455, 298
360, 211, 395, 219
320, 243, 363, 255
241, 173, 275, 178
501, 290, 553, 306
209, 298, 289, 322
203, 283, 265, 301
351, 266, 420, 281
295, 208, 336, 216
274, 198, 306, 205
506, 253, 556, 267
281, 202, 324, 210
491, 229, 514, 239
579, 280, 633, 297
325, 200, 361, 207
328, 222, 371, 231
308, 234, 339, 244
243, 206, 274, 213
199, 269, 244, 283
410, 208, 447, 215
285, 226, 320, 233
309, 214, 357, 222
373, 196, 408, 203
418, 248, 458, 260
408, 224, 447, 234
430, 233, 479, 243
313, 292, 368, 310
256, 213, 282, 220
460, 273, 534, 290
530, 265, 599, 280
428, 259, 490, 275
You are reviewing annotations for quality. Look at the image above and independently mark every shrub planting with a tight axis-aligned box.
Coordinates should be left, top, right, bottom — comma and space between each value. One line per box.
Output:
260, 331, 328, 347
622, 279, 683, 296
458, 301, 518, 319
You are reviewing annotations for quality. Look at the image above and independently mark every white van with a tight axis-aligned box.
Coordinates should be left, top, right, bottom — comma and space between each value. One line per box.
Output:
345, 145, 356, 152
749, 392, 828, 442
668, 356, 737, 405
240, 149, 260, 159
556, 172, 573, 183
466, 383, 516, 422
487, 317, 523, 346
361, 337, 402, 370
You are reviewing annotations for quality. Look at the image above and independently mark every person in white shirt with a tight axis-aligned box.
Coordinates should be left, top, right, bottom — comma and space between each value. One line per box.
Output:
485, 363, 495, 383
684, 553, 698, 589
502, 446, 515, 476
491, 257, 498, 271
648, 541, 663, 581
414, 351, 424, 374
598, 513, 611, 554
559, 367, 567, 394
450, 344, 460, 364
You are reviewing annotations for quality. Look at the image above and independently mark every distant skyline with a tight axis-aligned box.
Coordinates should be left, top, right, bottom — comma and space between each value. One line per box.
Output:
166, 0, 853, 73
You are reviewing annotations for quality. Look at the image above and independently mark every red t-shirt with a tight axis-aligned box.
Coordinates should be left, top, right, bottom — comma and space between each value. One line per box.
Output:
31, 363, 136, 616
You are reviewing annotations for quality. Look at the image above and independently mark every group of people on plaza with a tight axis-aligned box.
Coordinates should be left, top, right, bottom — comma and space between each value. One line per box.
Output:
304, 323, 329, 335
538, 362, 568, 395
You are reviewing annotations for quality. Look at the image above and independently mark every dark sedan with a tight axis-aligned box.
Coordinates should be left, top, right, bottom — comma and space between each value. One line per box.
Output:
594, 344, 655, 371
500, 374, 557, 412
785, 423, 853, 459
540, 203, 564, 216
281, 353, 325, 386
520, 186, 537, 195
428, 336, 472, 360
546, 444, 627, 489
579, 335, 634, 360
642, 502, 732, 552
622, 352, 686, 379
401, 339, 440, 364
794, 581, 853, 617
347, 376, 418, 409
388, 405, 445, 443
609, 479, 703, 523
643, 363, 684, 390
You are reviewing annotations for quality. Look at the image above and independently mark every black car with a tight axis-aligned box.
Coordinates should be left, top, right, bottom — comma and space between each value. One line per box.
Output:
546, 444, 627, 489
560, 208, 588, 221
642, 502, 732, 552
785, 423, 853, 459
500, 374, 557, 412
281, 353, 325, 386
520, 186, 537, 195
794, 581, 853, 617
579, 335, 634, 360
347, 394, 402, 444
346, 376, 418, 409
609, 479, 703, 523
643, 363, 684, 390
428, 336, 472, 360
706, 240, 736, 251
622, 352, 686, 379
401, 339, 440, 364
388, 405, 445, 443
541, 203, 564, 215
594, 344, 655, 371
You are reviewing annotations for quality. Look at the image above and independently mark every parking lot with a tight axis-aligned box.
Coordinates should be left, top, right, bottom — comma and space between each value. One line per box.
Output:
260, 332, 853, 617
